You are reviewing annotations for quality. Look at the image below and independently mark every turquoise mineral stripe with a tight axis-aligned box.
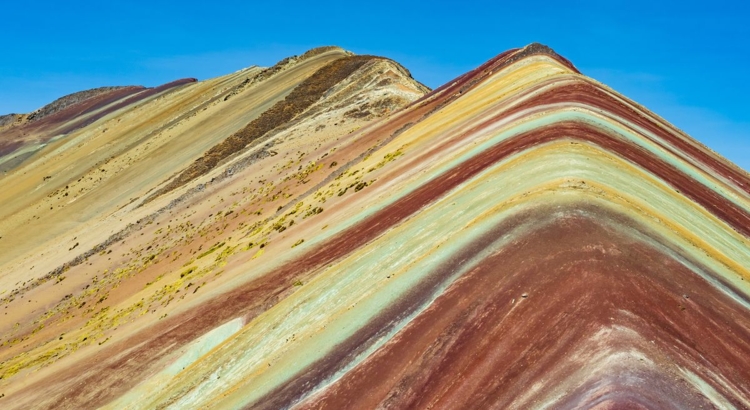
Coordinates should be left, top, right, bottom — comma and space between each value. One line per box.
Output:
142, 143, 749, 409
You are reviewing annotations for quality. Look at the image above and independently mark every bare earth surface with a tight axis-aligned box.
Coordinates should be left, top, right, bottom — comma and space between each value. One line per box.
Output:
0, 44, 749, 409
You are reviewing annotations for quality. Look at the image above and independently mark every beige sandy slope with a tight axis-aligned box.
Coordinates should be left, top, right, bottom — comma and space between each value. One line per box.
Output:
0, 47, 427, 408
0, 48, 349, 279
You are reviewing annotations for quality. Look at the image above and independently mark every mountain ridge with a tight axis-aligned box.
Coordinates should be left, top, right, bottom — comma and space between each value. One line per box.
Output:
0, 44, 749, 409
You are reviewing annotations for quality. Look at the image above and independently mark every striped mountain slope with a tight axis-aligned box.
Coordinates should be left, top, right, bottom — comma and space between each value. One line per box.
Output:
0, 44, 748, 409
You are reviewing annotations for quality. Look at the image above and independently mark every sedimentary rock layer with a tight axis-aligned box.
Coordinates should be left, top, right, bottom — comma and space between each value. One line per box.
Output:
0, 44, 748, 409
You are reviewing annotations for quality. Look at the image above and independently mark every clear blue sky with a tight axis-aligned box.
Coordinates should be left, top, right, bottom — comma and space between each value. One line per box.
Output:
1, 0, 748, 170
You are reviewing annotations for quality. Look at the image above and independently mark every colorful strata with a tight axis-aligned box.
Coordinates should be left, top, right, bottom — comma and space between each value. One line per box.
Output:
0, 44, 749, 409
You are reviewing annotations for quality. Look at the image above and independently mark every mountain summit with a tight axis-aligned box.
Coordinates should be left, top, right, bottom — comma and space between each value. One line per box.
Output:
1, 44, 749, 409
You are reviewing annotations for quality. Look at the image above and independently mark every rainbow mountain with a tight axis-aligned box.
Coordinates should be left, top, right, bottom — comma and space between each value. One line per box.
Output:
1, 44, 749, 409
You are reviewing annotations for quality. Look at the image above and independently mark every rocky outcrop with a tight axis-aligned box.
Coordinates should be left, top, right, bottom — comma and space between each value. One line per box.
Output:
0, 114, 23, 129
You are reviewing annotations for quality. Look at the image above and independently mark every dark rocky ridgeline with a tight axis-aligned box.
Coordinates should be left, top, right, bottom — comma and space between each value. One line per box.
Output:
0, 114, 22, 129
147, 55, 377, 202
223, 47, 350, 102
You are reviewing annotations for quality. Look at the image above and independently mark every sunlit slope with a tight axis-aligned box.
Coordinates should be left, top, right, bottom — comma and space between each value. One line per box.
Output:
0, 47, 428, 408
123, 45, 750, 410
0, 48, 348, 273
2, 44, 749, 409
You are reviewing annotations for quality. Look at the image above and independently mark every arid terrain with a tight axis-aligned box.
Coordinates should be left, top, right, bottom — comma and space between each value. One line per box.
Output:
1, 44, 749, 409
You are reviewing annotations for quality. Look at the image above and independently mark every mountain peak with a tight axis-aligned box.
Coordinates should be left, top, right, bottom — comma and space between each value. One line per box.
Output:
1, 45, 748, 409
